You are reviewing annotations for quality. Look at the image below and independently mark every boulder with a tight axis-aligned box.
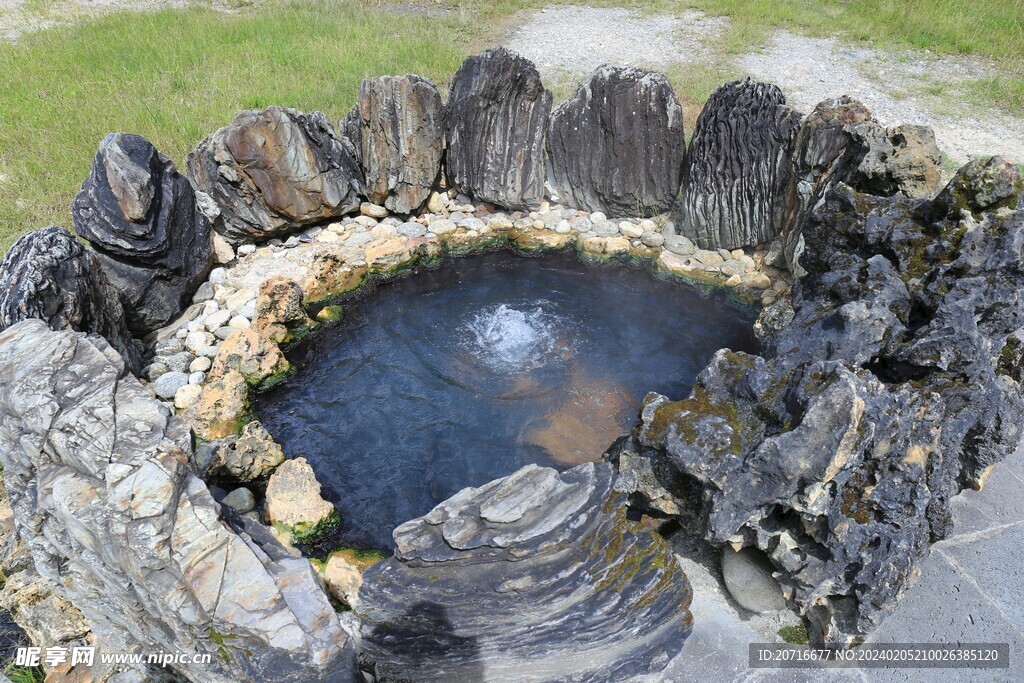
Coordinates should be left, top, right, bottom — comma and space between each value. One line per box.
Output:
72, 133, 214, 334
356, 462, 692, 682
254, 276, 314, 344
265, 458, 336, 540
779, 96, 943, 276
184, 368, 250, 440
210, 327, 290, 387
340, 75, 443, 214
547, 66, 685, 216
200, 420, 286, 482
677, 78, 802, 250
0, 320, 355, 681
618, 158, 1024, 645
187, 106, 365, 243
444, 48, 551, 211
0, 226, 143, 373
721, 546, 787, 613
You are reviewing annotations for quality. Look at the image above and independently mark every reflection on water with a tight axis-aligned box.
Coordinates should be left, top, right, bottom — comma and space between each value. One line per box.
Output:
256, 251, 757, 550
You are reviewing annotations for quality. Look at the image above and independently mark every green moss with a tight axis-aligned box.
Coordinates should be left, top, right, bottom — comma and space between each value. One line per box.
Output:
327, 547, 388, 571
779, 622, 810, 644
315, 305, 345, 324
283, 508, 341, 544
840, 472, 874, 525
207, 626, 239, 665
647, 386, 744, 457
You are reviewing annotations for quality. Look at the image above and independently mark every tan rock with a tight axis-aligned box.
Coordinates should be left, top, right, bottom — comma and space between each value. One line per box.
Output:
211, 328, 289, 386
744, 271, 773, 289
604, 236, 632, 255
427, 191, 446, 214
321, 549, 387, 608
365, 236, 430, 272
265, 458, 336, 539
511, 228, 575, 252
254, 276, 313, 344
174, 383, 203, 410
184, 368, 249, 440
213, 233, 235, 264
302, 246, 369, 303
206, 420, 285, 482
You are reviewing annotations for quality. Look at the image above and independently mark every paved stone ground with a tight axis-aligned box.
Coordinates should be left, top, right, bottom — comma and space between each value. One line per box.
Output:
639, 446, 1024, 682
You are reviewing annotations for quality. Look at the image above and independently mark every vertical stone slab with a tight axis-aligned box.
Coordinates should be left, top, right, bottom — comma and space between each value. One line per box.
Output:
678, 78, 802, 250
546, 66, 685, 216
341, 75, 443, 214
444, 48, 551, 211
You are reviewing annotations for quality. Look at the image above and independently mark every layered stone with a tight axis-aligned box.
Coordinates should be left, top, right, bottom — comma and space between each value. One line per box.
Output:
341, 75, 443, 214
444, 48, 551, 211
547, 66, 685, 216
187, 106, 365, 243
357, 462, 692, 682
73, 133, 214, 334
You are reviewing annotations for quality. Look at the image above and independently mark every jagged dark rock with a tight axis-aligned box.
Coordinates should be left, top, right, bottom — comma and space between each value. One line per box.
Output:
616, 157, 1024, 645
0, 320, 356, 682
356, 462, 692, 682
677, 78, 802, 250
340, 75, 443, 214
73, 133, 214, 335
0, 226, 143, 373
187, 106, 365, 243
546, 66, 685, 216
444, 48, 551, 211
779, 97, 943, 277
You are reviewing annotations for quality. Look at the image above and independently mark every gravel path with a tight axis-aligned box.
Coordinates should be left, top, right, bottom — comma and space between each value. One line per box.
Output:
507, 5, 1024, 165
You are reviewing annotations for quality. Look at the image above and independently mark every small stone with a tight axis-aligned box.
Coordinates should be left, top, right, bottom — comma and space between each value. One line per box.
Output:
189, 356, 212, 373
641, 232, 665, 247
725, 274, 742, 287
192, 281, 214, 303
731, 248, 744, 260
639, 219, 658, 232
459, 217, 486, 231
265, 457, 336, 537
198, 345, 220, 358
323, 554, 364, 607
345, 232, 374, 248
237, 244, 257, 256
214, 326, 234, 340
354, 215, 378, 227
371, 225, 397, 239
185, 331, 215, 353
718, 248, 733, 260
397, 222, 426, 238
744, 271, 773, 289
164, 351, 193, 373
235, 301, 257, 320
430, 219, 457, 235
315, 231, 340, 243
173, 383, 202, 410
188, 371, 206, 385
488, 215, 514, 230
205, 309, 231, 330
229, 315, 250, 329
721, 546, 787, 613
144, 362, 169, 381
427, 191, 446, 214
213, 234, 235, 264
693, 249, 725, 267
590, 211, 607, 223
222, 487, 256, 514
619, 221, 644, 238
225, 288, 256, 311
153, 372, 189, 399
555, 220, 572, 234
360, 202, 388, 218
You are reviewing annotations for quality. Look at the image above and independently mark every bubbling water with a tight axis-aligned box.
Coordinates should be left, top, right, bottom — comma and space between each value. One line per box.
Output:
464, 303, 567, 373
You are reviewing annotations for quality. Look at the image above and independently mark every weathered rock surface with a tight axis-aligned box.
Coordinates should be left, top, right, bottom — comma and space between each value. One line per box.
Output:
341, 75, 443, 214
0, 226, 143, 373
356, 462, 692, 682
444, 48, 551, 211
72, 133, 214, 334
0, 320, 354, 682
677, 78, 802, 250
720, 546, 787, 614
547, 66, 685, 216
617, 157, 1024, 645
187, 106, 365, 242
199, 420, 286, 483
265, 458, 336, 540
779, 96, 943, 276
254, 276, 314, 344
210, 327, 290, 387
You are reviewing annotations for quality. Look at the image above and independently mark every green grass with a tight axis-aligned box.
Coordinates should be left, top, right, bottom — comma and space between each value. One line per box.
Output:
0, 0, 478, 252
1, 660, 45, 683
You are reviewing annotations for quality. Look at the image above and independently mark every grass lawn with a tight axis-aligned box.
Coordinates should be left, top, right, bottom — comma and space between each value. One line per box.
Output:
0, 0, 1020, 253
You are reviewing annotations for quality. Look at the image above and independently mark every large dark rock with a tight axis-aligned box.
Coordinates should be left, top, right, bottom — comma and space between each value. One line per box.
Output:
356, 462, 692, 682
187, 106, 365, 243
547, 66, 685, 216
779, 97, 943, 276
616, 157, 1024, 645
677, 78, 802, 250
444, 48, 551, 211
340, 75, 443, 214
0, 226, 142, 373
73, 133, 214, 335
0, 320, 356, 682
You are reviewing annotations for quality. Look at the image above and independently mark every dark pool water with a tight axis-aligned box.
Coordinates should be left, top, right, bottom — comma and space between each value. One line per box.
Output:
256, 252, 757, 550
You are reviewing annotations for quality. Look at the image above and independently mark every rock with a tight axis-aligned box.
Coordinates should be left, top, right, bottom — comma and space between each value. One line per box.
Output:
444, 48, 551, 210
189, 356, 212, 373
254, 276, 314, 344
184, 368, 250, 440
187, 106, 364, 242
356, 463, 692, 682
222, 487, 256, 514
779, 96, 943, 277
619, 160, 1024, 645
721, 546, 787, 613
322, 550, 385, 609
359, 202, 388, 218
429, 218, 456, 235
203, 420, 285, 482
743, 271, 772, 289
212, 233, 235, 264
618, 221, 644, 238
677, 78, 802, 250
547, 66, 685, 216
397, 221, 426, 238
189, 371, 206, 385
265, 458, 336, 539
663, 233, 696, 256
185, 330, 214, 353
153, 371, 189, 399
0, 226, 143, 374
173, 383, 203, 410
641, 231, 665, 247
427, 191, 446, 214
210, 328, 289, 387
341, 75, 443, 214
0, 320, 354, 681
72, 133, 214, 334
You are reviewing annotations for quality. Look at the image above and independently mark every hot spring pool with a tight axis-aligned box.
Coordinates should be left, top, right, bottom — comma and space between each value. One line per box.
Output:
255, 252, 757, 550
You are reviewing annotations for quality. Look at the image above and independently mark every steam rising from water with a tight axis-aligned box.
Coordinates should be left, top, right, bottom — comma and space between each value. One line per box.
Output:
464, 303, 564, 373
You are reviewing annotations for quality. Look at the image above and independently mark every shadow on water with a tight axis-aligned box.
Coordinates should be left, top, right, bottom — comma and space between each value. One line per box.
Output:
363, 601, 484, 683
